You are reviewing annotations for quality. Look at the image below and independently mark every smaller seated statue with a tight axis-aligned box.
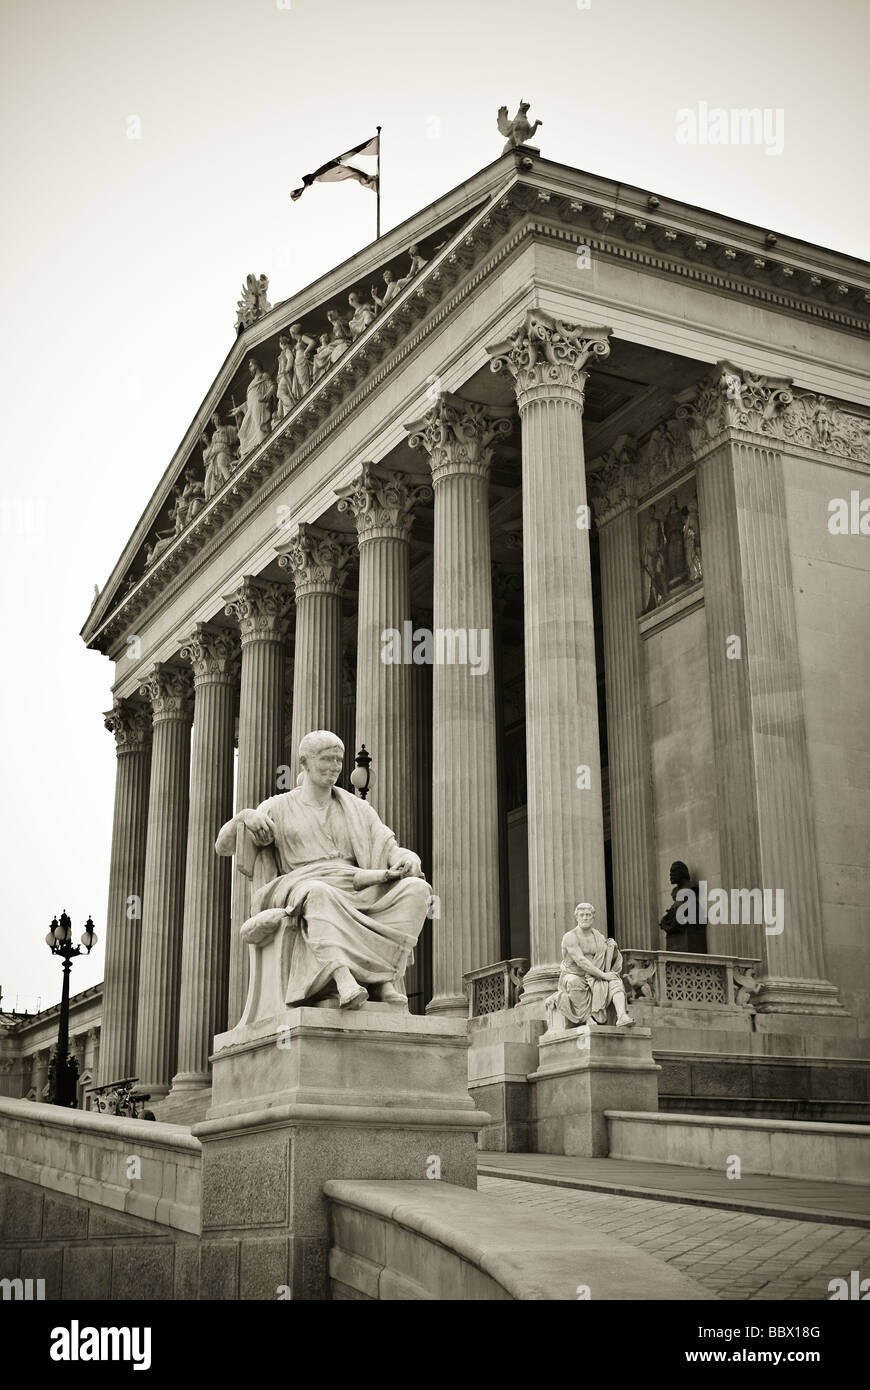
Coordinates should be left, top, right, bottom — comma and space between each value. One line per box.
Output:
545, 902, 634, 1032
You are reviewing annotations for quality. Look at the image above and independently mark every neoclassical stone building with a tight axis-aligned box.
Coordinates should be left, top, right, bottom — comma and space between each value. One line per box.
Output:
80, 141, 870, 1122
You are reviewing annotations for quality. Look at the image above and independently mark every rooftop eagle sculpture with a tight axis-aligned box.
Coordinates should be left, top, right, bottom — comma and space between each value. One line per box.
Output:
498, 101, 542, 153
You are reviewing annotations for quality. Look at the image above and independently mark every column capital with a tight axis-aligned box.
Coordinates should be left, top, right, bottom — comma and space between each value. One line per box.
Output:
336, 462, 432, 544
674, 360, 794, 457
487, 309, 612, 410
405, 393, 513, 485
139, 663, 194, 724
224, 576, 293, 644
276, 523, 356, 599
104, 698, 152, 755
587, 434, 639, 527
180, 623, 240, 687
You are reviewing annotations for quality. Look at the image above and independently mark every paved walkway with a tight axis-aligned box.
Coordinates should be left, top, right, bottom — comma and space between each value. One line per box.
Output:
478, 1157, 870, 1300
479, 1153, 870, 1226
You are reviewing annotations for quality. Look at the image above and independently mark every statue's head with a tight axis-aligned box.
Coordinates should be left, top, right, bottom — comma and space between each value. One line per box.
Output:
383, 270, 394, 283
348, 292, 360, 307
298, 731, 344, 788
574, 902, 596, 930
670, 861, 690, 885
247, 357, 260, 376
279, 334, 290, 349
211, 412, 221, 428
519, 100, 530, 113
289, 322, 302, 337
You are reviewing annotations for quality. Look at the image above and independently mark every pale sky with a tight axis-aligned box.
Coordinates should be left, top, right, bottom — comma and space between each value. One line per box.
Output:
1, 0, 867, 1012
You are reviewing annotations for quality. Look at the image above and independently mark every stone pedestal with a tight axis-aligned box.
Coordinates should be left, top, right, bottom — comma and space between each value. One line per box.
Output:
193, 1005, 487, 1300
467, 1007, 546, 1152
529, 1025, 659, 1157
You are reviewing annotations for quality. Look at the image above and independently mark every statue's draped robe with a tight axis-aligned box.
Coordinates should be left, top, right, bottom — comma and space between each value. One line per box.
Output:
555, 927, 624, 1025
238, 371, 274, 455
231, 787, 430, 1005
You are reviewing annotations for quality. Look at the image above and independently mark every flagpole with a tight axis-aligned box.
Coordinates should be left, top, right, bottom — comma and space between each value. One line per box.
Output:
376, 125, 381, 239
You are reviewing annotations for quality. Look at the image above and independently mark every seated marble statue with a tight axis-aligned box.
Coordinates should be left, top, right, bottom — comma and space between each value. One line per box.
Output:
215, 730, 431, 1014
546, 902, 634, 1030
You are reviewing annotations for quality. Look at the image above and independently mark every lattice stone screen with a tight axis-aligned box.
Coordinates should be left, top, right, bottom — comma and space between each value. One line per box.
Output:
464, 959, 528, 1017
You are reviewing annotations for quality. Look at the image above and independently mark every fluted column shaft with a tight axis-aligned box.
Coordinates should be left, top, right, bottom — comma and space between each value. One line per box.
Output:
278, 523, 355, 780
337, 464, 430, 848
224, 579, 292, 1024
596, 499, 656, 947
173, 628, 238, 1088
696, 437, 837, 1009
489, 312, 612, 1004
98, 700, 151, 1087
134, 666, 193, 1095
407, 396, 509, 1015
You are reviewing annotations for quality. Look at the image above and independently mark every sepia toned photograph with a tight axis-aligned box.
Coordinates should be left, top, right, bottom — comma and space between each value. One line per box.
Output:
1, 0, 868, 1355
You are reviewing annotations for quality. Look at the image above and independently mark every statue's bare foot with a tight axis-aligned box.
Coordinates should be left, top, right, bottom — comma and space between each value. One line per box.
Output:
374, 981, 408, 1005
340, 984, 368, 1010
616, 1014, 635, 1027
333, 966, 368, 1010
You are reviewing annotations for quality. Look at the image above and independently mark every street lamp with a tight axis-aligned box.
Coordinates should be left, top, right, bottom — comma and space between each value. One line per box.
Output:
44, 910, 97, 1107
350, 744, 373, 799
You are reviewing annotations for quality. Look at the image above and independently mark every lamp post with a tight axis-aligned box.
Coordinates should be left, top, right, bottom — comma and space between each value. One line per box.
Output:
349, 744, 373, 799
44, 910, 97, 1107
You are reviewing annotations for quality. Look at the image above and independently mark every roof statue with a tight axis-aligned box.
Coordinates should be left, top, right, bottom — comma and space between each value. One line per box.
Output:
497, 101, 542, 153
235, 273, 272, 334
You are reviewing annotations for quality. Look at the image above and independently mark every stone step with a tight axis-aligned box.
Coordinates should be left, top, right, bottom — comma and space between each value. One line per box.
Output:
660, 1094, 870, 1125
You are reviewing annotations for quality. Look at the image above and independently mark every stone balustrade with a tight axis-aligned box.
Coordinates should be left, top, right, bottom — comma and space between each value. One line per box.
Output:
463, 958, 528, 1017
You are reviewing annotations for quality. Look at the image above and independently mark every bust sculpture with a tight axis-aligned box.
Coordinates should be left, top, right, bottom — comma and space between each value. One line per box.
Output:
545, 902, 634, 1030
659, 860, 707, 954
216, 730, 431, 1015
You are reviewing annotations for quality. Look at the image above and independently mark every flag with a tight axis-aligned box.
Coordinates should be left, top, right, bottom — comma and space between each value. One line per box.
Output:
291, 134, 379, 202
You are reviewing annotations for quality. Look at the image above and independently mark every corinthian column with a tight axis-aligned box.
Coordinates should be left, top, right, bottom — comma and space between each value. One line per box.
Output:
406, 394, 511, 1015
277, 524, 356, 776
488, 310, 612, 1004
678, 365, 845, 1014
588, 437, 656, 947
171, 626, 239, 1094
336, 463, 431, 848
98, 699, 151, 1087
134, 664, 194, 1096
224, 578, 293, 1023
